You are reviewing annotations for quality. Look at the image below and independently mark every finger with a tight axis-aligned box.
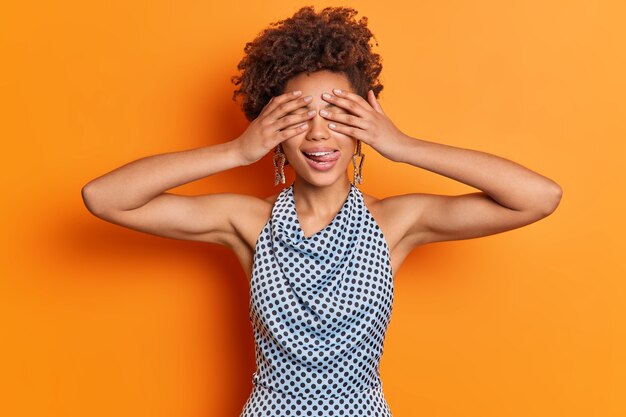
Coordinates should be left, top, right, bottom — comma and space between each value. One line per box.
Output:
368, 90, 384, 114
321, 89, 371, 117
260, 90, 303, 117
266, 94, 314, 124
277, 121, 310, 141
327, 120, 366, 141
335, 88, 374, 109
275, 109, 316, 131
319, 109, 368, 130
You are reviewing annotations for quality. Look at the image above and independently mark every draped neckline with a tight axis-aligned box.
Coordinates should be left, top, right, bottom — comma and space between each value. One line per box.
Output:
269, 181, 362, 312
290, 183, 355, 241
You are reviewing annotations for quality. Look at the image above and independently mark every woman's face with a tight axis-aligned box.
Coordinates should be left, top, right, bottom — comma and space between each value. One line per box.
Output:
280, 70, 357, 187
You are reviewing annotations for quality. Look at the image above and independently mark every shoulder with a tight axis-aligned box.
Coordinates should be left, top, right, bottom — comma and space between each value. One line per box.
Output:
191, 191, 283, 280
360, 191, 432, 250
262, 191, 281, 205
222, 190, 283, 249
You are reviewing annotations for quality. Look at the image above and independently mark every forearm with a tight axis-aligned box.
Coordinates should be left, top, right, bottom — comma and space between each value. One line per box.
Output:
394, 134, 562, 212
82, 139, 246, 212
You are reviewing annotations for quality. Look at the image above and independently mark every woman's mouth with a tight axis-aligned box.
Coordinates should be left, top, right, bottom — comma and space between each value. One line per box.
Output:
301, 150, 340, 171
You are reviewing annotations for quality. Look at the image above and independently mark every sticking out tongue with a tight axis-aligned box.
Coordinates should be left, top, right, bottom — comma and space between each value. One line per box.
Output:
304, 151, 340, 163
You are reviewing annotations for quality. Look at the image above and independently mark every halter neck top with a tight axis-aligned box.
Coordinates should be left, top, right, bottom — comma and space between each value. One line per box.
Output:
247, 182, 394, 400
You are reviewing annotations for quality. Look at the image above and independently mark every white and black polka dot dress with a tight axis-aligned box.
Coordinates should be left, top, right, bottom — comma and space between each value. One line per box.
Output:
240, 182, 395, 416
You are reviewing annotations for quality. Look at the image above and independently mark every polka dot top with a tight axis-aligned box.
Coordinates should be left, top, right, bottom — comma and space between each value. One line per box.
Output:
244, 182, 395, 410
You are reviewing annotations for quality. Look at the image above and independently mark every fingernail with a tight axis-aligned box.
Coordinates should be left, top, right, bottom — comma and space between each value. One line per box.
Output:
322, 93, 332, 100
329, 123, 336, 129
320, 109, 328, 116
333, 88, 342, 94
304, 95, 313, 102
293, 90, 302, 95
307, 110, 316, 116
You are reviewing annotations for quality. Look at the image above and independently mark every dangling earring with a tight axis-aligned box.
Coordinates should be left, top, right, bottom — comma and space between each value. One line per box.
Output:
273, 144, 286, 185
352, 140, 365, 185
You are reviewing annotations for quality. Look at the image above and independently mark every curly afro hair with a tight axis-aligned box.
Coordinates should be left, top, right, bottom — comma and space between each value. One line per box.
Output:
231, 5, 384, 122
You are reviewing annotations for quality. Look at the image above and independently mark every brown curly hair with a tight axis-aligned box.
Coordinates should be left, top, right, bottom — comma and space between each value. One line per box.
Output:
231, 5, 384, 122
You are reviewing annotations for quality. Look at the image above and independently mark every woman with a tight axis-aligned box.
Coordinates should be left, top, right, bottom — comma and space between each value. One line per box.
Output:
82, 6, 562, 416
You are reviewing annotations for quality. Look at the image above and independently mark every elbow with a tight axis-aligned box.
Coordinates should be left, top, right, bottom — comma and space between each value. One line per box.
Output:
537, 181, 563, 217
81, 183, 107, 217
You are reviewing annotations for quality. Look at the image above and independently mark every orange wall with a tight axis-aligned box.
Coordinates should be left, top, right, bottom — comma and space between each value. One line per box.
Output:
1, 1, 624, 416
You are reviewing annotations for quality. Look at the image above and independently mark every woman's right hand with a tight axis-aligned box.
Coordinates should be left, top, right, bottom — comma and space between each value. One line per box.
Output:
235, 90, 316, 165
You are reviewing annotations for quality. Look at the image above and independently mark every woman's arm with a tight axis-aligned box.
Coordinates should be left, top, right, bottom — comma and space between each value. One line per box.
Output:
82, 141, 246, 214
387, 134, 563, 245
81, 89, 317, 245
81, 141, 255, 245
393, 135, 562, 213
318, 88, 563, 247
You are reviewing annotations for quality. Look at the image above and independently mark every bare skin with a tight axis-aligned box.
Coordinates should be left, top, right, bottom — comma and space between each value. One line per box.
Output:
82, 70, 562, 283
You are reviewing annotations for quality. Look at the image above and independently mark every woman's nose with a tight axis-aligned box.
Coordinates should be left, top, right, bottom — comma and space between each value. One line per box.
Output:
305, 109, 331, 141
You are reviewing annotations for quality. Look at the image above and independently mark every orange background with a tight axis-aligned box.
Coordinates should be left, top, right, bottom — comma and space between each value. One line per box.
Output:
1, 1, 624, 416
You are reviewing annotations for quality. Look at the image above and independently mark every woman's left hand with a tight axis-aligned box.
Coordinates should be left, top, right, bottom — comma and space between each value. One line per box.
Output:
320, 88, 410, 162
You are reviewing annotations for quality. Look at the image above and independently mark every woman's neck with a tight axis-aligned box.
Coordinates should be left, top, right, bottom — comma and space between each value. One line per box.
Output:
292, 176, 352, 217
